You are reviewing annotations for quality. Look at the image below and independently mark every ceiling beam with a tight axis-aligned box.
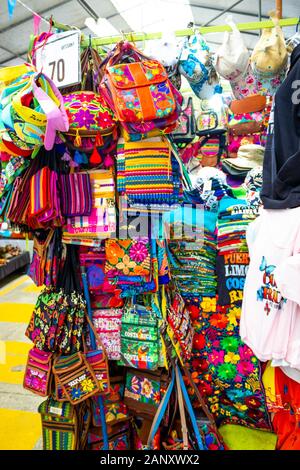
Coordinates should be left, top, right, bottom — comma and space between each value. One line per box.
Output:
76, 0, 98, 21
189, 2, 268, 20
203, 0, 246, 26
0, 0, 74, 35
0, 45, 26, 62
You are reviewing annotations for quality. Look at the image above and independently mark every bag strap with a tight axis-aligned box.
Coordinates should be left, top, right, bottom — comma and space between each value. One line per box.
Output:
106, 41, 150, 68
177, 365, 205, 450
182, 364, 224, 445
81, 267, 109, 450
175, 365, 189, 450
165, 137, 192, 191
84, 311, 109, 363
146, 367, 175, 449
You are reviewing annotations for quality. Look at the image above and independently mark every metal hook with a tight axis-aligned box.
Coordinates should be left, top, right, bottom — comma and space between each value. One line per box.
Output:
129, 31, 136, 46
187, 21, 197, 39
120, 29, 127, 42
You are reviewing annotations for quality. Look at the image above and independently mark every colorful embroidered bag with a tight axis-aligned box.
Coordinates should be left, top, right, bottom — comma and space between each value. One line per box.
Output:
62, 91, 117, 149
23, 347, 53, 397
59, 172, 92, 217
120, 303, 160, 370
100, 41, 182, 136
83, 314, 110, 395
105, 238, 151, 278
28, 229, 55, 287
88, 418, 132, 450
92, 308, 123, 360
25, 289, 86, 354
26, 247, 86, 354
91, 376, 129, 426
228, 94, 267, 135
38, 397, 91, 450
162, 287, 194, 365
63, 169, 116, 244
124, 368, 169, 417
52, 352, 100, 405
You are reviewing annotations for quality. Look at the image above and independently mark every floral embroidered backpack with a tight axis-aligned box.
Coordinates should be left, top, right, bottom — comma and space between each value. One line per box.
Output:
100, 41, 183, 137
61, 46, 118, 160
63, 91, 117, 149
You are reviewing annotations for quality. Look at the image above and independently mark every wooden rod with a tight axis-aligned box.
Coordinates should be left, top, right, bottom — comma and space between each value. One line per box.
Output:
276, 0, 283, 19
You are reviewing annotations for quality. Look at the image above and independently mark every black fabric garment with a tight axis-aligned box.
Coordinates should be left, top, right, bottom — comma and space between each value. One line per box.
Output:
216, 252, 249, 306
261, 44, 300, 209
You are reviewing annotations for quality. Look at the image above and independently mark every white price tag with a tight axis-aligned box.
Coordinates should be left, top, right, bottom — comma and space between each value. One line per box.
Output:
50, 406, 63, 416
35, 31, 81, 88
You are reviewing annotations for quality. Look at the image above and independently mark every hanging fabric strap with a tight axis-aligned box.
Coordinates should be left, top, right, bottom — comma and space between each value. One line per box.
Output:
177, 365, 205, 450
146, 367, 175, 449
81, 268, 109, 450
182, 364, 224, 444
147, 364, 206, 450
175, 365, 189, 449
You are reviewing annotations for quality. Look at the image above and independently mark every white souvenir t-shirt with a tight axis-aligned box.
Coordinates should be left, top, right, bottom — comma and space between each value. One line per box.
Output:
240, 207, 300, 368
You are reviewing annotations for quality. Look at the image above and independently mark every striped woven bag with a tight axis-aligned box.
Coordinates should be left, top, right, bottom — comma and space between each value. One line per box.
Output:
59, 172, 92, 217
38, 397, 91, 450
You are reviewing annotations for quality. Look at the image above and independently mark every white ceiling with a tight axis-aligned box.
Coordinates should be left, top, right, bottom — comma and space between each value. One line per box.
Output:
0, 0, 298, 66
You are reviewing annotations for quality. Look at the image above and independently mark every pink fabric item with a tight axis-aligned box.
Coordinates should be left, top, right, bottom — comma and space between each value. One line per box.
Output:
240, 207, 300, 368
32, 74, 69, 150
33, 14, 42, 36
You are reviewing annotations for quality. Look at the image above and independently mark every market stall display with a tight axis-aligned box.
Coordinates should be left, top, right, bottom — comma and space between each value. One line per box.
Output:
0, 7, 300, 452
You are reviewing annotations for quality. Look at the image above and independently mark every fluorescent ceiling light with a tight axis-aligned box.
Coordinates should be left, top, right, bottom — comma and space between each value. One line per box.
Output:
110, 0, 193, 32
84, 17, 119, 36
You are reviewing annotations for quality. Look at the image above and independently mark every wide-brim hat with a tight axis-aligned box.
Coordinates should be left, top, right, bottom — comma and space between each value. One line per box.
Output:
222, 144, 264, 175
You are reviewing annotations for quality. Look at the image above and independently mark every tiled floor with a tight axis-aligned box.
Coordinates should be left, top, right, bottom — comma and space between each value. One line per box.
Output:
0, 274, 43, 450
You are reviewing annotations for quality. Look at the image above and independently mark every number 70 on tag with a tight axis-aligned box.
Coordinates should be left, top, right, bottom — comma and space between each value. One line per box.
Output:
35, 30, 81, 88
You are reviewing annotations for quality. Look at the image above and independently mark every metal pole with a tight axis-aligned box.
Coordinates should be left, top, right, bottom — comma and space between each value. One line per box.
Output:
204, 0, 245, 26
258, 0, 262, 35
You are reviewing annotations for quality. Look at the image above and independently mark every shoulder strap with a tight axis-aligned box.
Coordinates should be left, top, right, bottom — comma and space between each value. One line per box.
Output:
177, 365, 205, 450
80, 267, 109, 451
182, 364, 225, 446
175, 365, 189, 449
146, 367, 175, 449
